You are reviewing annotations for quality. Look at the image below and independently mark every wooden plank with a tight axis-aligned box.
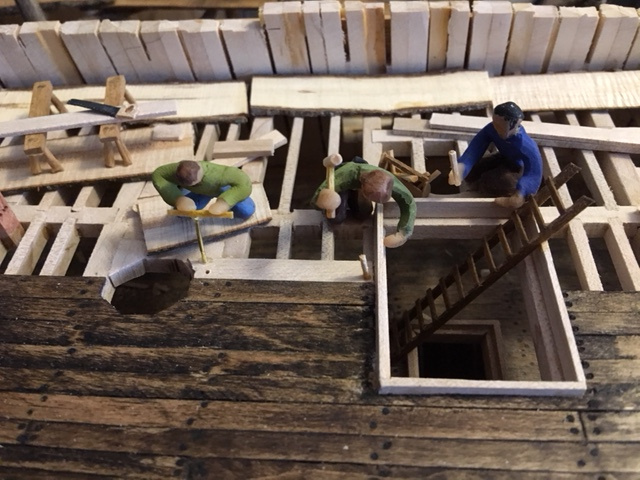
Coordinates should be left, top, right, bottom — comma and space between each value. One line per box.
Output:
18, 21, 83, 86
178, 19, 232, 81
503, 4, 558, 75
0, 126, 193, 192
277, 117, 304, 213
39, 217, 80, 276
0, 100, 176, 138
139, 20, 195, 82
59, 20, 118, 84
0, 24, 40, 88
302, 0, 347, 74
211, 138, 276, 160
446, 1, 471, 70
343, 1, 386, 74
388, 1, 429, 74
137, 184, 272, 253
546, 7, 598, 73
587, 4, 640, 72
604, 219, 640, 291
219, 19, 273, 78
491, 70, 640, 112
250, 71, 493, 116
4, 212, 48, 275
417, 113, 640, 155
262, 1, 310, 75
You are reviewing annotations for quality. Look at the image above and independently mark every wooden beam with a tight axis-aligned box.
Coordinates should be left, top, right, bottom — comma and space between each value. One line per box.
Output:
388, 1, 429, 74
250, 71, 492, 116
60, 20, 118, 84
546, 7, 598, 73
178, 19, 232, 82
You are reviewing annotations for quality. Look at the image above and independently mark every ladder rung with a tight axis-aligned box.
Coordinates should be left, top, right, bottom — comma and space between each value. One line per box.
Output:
497, 224, 512, 257
546, 175, 567, 214
512, 212, 529, 245
426, 288, 438, 321
415, 298, 425, 330
439, 278, 451, 309
468, 254, 481, 286
483, 239, 497, 272
529, 196, 546, 230
453, 265, 465, 299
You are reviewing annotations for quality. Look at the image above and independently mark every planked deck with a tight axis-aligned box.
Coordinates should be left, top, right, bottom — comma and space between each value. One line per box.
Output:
0, 274, 638, 478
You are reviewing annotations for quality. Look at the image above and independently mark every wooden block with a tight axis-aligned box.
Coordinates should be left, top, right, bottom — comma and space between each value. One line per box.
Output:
446, 1, 471, 70
178, 19, 232, 81
428, 1, 450, 72
60, 20, 118, 84
388, 1, 429, 74
250, 71, 492, 116
211, 138, 275, 159
137, 183, 273, 253
140, 20, 195, 82
302, 0, 347, 74
151, 123, 189, 141
219, 19, 273, 78
546, 7, 598, 73
262, 1, 310, 74
0, 192, 25, 249
0, 24, 39, 88
98, 20, 142, 83
0, 100, 177, 138
504, 4, 559, 75
18, 21, 83, 86
467, 1, 513, 76
587, 4, 640, 71
343, 1, 386, 74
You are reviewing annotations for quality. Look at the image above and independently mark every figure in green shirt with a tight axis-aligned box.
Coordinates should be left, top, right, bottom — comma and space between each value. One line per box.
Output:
152, 160, 255, 219
311, 156, 416, 248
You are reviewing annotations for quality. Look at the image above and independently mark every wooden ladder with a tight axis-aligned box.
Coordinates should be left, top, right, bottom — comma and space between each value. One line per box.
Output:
390, 163, 594, 363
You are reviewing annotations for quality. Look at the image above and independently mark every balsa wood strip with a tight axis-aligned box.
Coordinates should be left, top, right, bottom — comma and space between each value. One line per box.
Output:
0, 100, 176, 138
219, 19, 273, 78
566, 220, 604, 291
262, 1, 310, 75
59, 20, 117, 84
587, 4, 640, 72
39, 217, 80, 276
421, 113, 640, 155
503, 4, 558, 75
302, 0, 346, 74
4, 212, 49, 275
344, 1, 386, 75
388, 1, 429, 74
546, 7, 598, 73
140, 20, 195, 83
18, 21, 83, 86
491, 70, 640, 112
0, 24, 39, 88
446, 1, 471, 70
178, 19, 232, 81
250, 72, 492, 116
277, 117, 304, 213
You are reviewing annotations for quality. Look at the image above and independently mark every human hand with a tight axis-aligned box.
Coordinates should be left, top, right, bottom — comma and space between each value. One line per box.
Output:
315, 189, 341, 210
495, 192, 525, 209
447, 163, 465, 186
208, 198, 231, 215
384, 231, 408, 248
175, 195, 196, 211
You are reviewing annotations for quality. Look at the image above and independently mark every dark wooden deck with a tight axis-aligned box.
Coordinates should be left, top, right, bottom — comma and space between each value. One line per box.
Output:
0, 273, 638, 479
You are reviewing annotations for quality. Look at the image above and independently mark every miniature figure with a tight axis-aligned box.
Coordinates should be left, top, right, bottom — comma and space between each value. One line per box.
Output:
448, 101, 542, 209
152, 160, 255, 219
311, 156, 416, 248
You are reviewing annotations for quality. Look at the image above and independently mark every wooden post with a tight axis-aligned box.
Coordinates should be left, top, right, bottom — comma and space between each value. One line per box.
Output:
99, 75, 134, 167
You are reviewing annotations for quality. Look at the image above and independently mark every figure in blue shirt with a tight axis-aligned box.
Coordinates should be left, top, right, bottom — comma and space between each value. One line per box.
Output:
448, 101, 542, 209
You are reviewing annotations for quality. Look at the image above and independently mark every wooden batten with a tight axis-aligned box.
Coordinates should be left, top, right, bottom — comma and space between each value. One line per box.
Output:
178, 19, 232, 81
587, 4, 640, 71
262, 1, 310, 75
219, 19, 273, 78
60, 20, 118, 84
388, 1, 429, 74
546, 7, 599, 73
